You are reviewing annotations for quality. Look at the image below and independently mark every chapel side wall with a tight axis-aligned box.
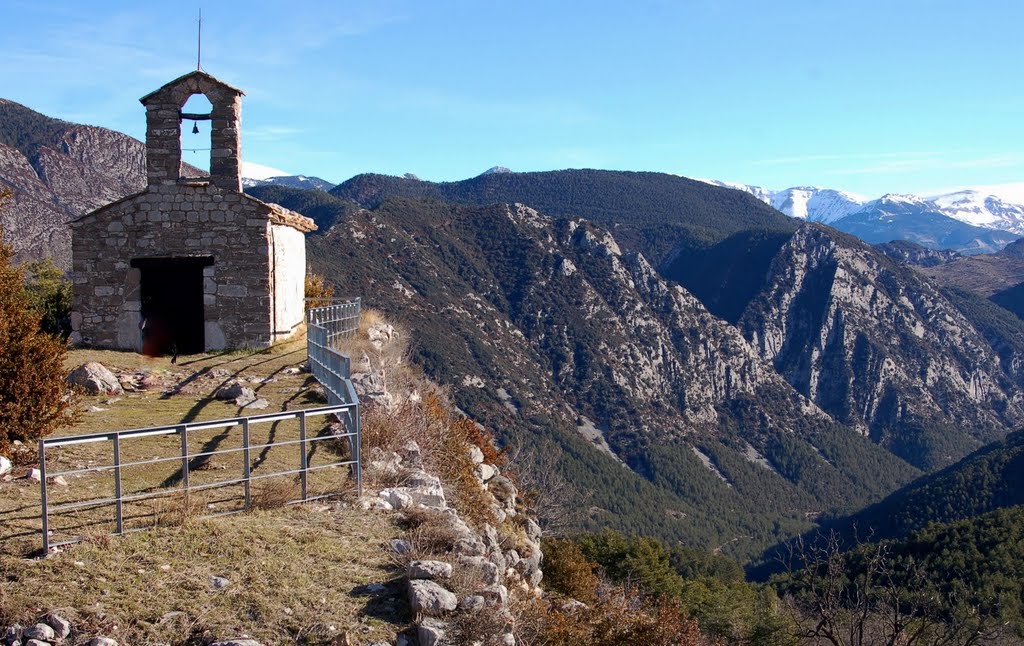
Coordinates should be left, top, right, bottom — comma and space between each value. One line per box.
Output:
70, 184, 274, 351
270, 223, 307, 340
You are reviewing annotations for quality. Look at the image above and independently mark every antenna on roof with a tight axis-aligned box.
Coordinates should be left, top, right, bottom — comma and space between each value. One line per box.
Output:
196, 9, 203, 71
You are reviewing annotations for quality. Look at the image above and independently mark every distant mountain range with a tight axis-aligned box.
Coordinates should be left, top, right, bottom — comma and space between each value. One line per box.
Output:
704, 180, 1023, 255
241, 174, 335, 192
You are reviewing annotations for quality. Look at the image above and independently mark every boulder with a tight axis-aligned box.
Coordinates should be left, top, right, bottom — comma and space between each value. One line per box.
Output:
408, 579, 458, 616
459, 595, 486, 611
389, 539, 412, 555
2, 625, 23, 645
215, 382, 255, 403
524, 518, 542, 542
408, 560, 452, 580
417, 619, 447, 646
350, 372, 386, 397
25, 468, 41, 483
241, 398, 269, 410
481, 584, 509, 607
367, 447, 402, 476
26, 640, 50, 646
88, 638, 119, 646
468, 445, 485, 465
404, 471, 447, 508
478, 463, 499, 482
24, 624, 54, 642
0, 456, 11, 477
67, 362, 123, 395
46, 614, 71, 639
367, 322, 398, 350
458, 555, 499, 586
139, 374, 164, 390
378, 488, 414, 510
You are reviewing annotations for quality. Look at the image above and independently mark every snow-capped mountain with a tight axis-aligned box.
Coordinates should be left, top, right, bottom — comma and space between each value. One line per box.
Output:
833, 194, 1019, 255
242, 175, 335, 191
927, 190, 1024, 234
703, 180, 1024, 236
701, 180, 867, 223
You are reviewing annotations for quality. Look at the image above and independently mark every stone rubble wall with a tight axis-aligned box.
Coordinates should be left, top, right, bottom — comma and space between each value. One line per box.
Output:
363, 440, 544, 646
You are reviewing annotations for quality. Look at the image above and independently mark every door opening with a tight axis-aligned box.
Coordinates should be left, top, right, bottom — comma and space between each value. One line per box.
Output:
132, 257, 211, 357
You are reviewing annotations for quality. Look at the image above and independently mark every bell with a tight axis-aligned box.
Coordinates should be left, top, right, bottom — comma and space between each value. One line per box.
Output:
192, 122, 200, 135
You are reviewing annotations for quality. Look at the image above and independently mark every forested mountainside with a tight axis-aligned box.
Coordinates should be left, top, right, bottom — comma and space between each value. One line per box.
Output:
245, 184, 356, 231
0, 99, 146, 268
820, 428, 1024, 544
329, 170, 800, 268
329, 170, 806, 325
309, 197, 918, 560
739, 224, 1024, 470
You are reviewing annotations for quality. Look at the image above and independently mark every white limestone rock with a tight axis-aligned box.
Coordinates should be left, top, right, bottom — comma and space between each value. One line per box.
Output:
67, 362, 124, 395
408, 579, 458, 616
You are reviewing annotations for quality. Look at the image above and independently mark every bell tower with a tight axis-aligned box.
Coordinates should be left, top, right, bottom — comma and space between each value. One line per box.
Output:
139, 70, 244, 192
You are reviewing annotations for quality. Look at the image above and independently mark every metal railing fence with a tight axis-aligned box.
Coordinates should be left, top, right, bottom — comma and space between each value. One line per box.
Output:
36, 300, 363, 552
39, 404, 357, 552
306, 298, 363, 496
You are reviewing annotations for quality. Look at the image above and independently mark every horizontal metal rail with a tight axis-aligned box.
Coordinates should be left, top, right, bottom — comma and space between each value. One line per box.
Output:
38, 300, 363, 553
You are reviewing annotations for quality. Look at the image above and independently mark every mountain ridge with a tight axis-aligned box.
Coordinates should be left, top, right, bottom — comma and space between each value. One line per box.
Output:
703, 178, 1024, 239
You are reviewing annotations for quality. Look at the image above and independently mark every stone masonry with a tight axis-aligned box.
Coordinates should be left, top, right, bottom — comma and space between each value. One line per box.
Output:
69, 70, 316, 351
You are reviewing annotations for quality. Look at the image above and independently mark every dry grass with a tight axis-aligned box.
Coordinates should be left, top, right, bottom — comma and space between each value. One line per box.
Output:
0, 505, 410, 645
0, 334, 338, 556
397, 508, 466, 562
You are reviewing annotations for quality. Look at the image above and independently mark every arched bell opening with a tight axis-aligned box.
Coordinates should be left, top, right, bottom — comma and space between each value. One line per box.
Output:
179, 93, 213, 179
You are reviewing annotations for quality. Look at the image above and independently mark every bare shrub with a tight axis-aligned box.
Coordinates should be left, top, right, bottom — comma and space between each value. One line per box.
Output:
250, 477, 302, 510
505, 434, 588, 536
151, 492, 207, 528
512, 580, 709, 645
400, 508, 464, 560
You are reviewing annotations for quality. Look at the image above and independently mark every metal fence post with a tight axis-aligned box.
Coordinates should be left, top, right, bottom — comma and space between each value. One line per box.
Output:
178, 425, 190, 493
39, 440, 49, 553
113, 433, 124, 535
354, 401, 362, 498
242, 419, 251, 510
298, 411, 308, 502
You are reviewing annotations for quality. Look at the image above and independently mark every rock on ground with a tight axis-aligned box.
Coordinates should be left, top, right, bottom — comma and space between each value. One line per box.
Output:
24, 623, 54, 641
67, 362, 124, 395
417, 619, 448, 646
408, 560, 453, 580
408, 579, 458, 616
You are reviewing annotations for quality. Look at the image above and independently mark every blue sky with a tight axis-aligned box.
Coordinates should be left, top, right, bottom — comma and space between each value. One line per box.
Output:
3, 0, 1023, 197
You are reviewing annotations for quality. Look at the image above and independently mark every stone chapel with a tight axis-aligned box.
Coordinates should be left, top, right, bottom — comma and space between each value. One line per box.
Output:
69, 70, 316, 354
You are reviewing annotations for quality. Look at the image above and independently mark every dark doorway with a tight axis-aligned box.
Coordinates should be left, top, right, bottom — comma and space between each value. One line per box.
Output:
132, 257, 212, 356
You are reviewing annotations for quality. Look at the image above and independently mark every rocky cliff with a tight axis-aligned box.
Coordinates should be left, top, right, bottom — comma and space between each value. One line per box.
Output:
740, 224, 1024, 469
0, 99, 150, 268
310, 199, 916, 560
